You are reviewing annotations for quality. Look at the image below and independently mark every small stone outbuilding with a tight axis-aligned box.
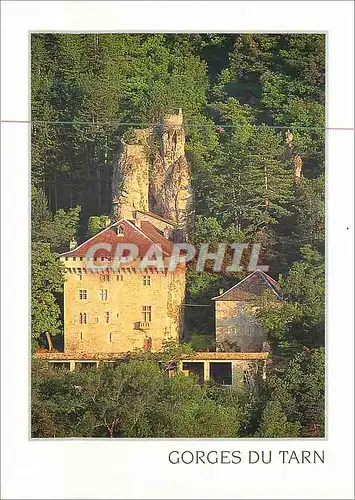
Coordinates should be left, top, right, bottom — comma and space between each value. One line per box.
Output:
213, 270, 280, 353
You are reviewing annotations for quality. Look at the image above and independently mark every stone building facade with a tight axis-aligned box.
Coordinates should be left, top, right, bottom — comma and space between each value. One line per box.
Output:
36, 265, 275, 391
59, 211, 186, 355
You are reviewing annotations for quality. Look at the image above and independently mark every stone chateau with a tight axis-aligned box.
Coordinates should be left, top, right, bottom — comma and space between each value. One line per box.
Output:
36, 109, 275, 390
60, 210, 186, 355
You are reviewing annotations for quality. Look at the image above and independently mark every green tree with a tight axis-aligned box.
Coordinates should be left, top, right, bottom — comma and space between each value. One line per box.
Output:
263, 348, 325, 437
32, 185, 81, 251
31, 185, 81, 350
255, 398, 301, 438
188, 332, 215, 352
259, 245, 325, 350
86, 215, 111, 237
31, 357, 246, 438
293, 175, 325, 253
240, 125, 293, 234
31, 243, 64, 350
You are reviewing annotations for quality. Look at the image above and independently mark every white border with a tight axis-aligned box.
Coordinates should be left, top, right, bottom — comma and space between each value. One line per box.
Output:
1, 1, 354, 499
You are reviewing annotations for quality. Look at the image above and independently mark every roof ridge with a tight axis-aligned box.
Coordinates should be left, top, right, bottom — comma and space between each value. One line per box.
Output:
60, 218, 171, 257
60, 218, 126, 256
211, 270, 258, 300
211, 269, 280, 300
137, 220, 171, 256
258, 270, 280, 297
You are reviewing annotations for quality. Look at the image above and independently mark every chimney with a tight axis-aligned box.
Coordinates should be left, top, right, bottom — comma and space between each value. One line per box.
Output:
105, 217, 111, 228
69, 238, 78, 250
219, 288, 224, 295
132, 212, 142, 229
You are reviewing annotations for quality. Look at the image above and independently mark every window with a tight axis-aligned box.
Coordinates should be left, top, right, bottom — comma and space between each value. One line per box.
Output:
100, 274, 110, 282
142, 305, 152, 322
101, 257, 105, 261
100, 289, 108, 301
80, 257, 83, 261
77, 269, 83, 281
79, 290, 87, 300
79, 313, 87, 324
94, 317, 99, 324
210, 362, 232, 385
105, 311, 110, 324
73, 257, 76, 261
143, 275, 151, 286
117, 275, 124, 282
80, 332, 83, 341
117, 225, 124, 235
65, 257, 68, 261
109, 332, 112, 343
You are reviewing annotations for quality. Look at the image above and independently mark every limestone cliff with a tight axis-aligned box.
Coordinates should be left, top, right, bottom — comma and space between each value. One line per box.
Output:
111, 109, 192, 226
111, 129, 150, 220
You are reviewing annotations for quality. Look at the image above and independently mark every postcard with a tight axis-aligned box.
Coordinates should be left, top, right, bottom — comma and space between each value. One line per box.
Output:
1, 1, 354, 499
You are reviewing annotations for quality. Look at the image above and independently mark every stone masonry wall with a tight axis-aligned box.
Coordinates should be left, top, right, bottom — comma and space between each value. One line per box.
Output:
61, 257, 185, 354
215, 300, 268, 352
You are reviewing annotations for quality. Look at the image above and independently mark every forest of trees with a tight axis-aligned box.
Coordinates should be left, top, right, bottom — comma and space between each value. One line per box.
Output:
31, 33, 325, 438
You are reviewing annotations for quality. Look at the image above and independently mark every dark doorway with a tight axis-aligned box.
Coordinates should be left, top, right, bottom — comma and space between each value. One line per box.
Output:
210, 362, 232, 385
182, 362, 204, 384
76, 362, 97, 370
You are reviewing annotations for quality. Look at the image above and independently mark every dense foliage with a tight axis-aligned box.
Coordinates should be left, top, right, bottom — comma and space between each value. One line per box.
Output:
31, 34, 325, 438
32, 356, 247, 438
31, 185, 81, 350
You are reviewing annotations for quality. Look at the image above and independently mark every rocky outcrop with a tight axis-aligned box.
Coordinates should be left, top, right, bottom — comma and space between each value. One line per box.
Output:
294, 154, 303, 185
111, 129, 150, 220
112, 109, 192, 226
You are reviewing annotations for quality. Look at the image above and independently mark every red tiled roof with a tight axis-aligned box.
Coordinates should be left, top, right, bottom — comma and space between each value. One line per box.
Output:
213, 270, 280, 301
140, 221, 174, 254
60, 218, 173, 259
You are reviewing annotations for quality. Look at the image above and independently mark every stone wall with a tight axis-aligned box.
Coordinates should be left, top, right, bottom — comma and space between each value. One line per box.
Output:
61, 257, 185, 354
215, 300, 268, 352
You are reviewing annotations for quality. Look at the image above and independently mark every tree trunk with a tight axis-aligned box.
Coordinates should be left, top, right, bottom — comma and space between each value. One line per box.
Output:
45, 331, 54, 351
